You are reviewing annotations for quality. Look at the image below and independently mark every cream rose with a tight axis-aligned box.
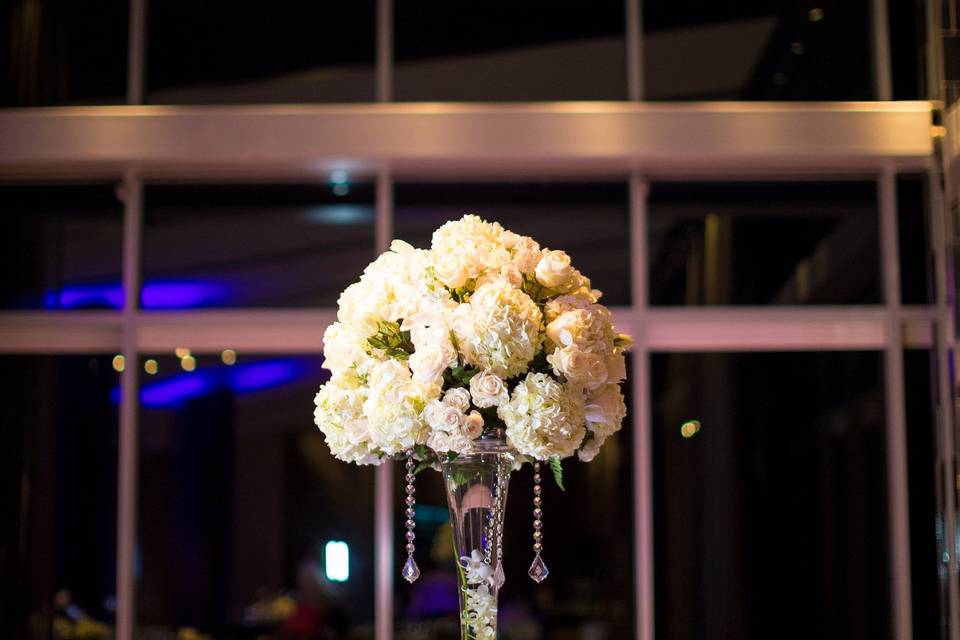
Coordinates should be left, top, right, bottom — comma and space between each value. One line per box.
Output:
462, 411, 485, 439
512, 236, 542, 274
469, 369, 509, 408
443, 387, 472, 413
535, 249, 573, 288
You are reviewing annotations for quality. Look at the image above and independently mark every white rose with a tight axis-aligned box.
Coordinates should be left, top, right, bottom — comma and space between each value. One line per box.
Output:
545, 310, 588, 348
443, 387, 472, 413
547, 347, 609, 390
469, 370, 509, 408
463, 411, 484, 439
409, 346, 448, 385
424, 400, 463, 432
435, 253, 470, 289
535, 249, 573, 288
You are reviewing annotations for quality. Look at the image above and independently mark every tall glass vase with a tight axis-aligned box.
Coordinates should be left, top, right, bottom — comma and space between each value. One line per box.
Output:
442, 433, 514, 640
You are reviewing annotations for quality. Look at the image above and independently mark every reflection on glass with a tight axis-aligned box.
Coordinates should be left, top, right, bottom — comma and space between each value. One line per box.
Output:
395, 0, 626, 101
395, 370, 634, 638
146, 0, 375, 103
642, 0, 874, 100
653, 351, 889, 639
395, 182, 632, 305
0, 185, 124, 311
1, 0, 128, 106
141, 184, 376, 308
136, 353, 375, 638
648, 181, 880, 305
0, 356, 118, 639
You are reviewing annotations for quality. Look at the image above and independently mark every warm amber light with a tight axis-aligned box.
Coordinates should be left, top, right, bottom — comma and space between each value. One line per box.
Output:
181, 355, 197, 372
144, 359, 158, 375
808, 7, 824, 21
221, 349, 237, 365
680, 420, 701, 439
175, 347, 191, 359
112, 354, 125, 372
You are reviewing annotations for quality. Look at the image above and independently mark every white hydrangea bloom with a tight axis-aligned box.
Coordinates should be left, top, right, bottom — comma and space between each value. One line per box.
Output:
499, 373, 586, 460
313, 376, 381, 465
431, 215, 512, 288
451, 280, 542, 379
578, 383, 627, 462
321, 322, 370, 376
363, 359, 439, 455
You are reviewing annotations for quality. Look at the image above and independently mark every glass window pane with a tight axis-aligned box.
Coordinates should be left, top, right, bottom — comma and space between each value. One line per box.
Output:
904, 349, 940, 639
146, 1, 376, 104
0, 0, 128, 106
395, 366, 635, 637
648, 181, 881, 305
137, 352, 375, 638
642, 1, 874, 100
0, 355, 118, 640
898, 175, 931, 305
394, 181, 632, 305
141, 183, 376, 308
395, 0, 627, 101
0, 185, 124, 310
652, 351, 889, 639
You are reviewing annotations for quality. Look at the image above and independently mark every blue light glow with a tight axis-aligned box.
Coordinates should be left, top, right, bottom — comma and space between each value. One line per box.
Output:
325, 541, 350, 582
229, 360, 306, 392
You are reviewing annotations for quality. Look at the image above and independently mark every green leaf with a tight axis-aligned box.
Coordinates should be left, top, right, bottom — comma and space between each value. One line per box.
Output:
452, 472, 469, 487
413, 460, 433, 475
548, 457, 565, 492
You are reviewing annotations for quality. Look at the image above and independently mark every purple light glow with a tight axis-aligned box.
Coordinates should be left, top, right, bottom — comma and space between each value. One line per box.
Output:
44, 280, 230, 310
111, 358, 314, 408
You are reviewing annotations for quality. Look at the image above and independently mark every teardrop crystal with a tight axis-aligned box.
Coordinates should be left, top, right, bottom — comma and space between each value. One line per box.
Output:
528, 554, 549, 583
494, 561, 506, 588
402, 556, 421, 583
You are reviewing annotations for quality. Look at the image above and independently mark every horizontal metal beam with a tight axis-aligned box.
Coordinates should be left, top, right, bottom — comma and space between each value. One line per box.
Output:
0, 102, 934, 179
0, 307, 936, 354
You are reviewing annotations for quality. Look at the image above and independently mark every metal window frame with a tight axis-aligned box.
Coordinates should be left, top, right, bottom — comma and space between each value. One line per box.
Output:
0, 1, 944, 639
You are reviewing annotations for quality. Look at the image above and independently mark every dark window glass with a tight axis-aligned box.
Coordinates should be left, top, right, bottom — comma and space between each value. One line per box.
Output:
642, 1, 874, 100
0, 185, 124, 310
652, 351, 889, 640
395, 0, 627, 101
648, 181, 880, 305
0, 355, 118, 640
0, 0, 128, 106
889, 0, 924, 100
394, 367, 635, 637
903, 349, 940, 640
136, 353, 375, 638
141, 183, 376, 308
394, 182, 632, 305
898, 175, 931, 305
147, 1, 376, 104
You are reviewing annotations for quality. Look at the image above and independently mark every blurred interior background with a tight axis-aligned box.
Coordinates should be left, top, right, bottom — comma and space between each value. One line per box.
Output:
1, 1, 959, 640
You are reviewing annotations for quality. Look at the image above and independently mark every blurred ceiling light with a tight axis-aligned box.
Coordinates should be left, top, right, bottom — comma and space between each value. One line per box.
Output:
181, 355, 197, 372
175, 347, 191, 359
325, 541, 350, 582
790, 41, 805, 55
306, 205, 374, 225
144, 359, 159, 375
221, 349, 237, 365
332, 183, 350, 196
330, 169, 349, 184
808, 8, 824, 22
680, 420, 701, 439
112, 355, 125, 372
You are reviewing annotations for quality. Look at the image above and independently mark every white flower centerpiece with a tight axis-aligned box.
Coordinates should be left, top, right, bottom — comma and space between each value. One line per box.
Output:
314, 215, 632, 639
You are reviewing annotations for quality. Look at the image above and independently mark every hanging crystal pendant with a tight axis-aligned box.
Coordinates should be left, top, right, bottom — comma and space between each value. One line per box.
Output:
402, 449, 420, 583
528, 461, 549, 583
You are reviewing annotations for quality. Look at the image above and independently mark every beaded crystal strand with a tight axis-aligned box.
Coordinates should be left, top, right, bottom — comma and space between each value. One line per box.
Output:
401, 450, 420, 583
528, 461, 549, 583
